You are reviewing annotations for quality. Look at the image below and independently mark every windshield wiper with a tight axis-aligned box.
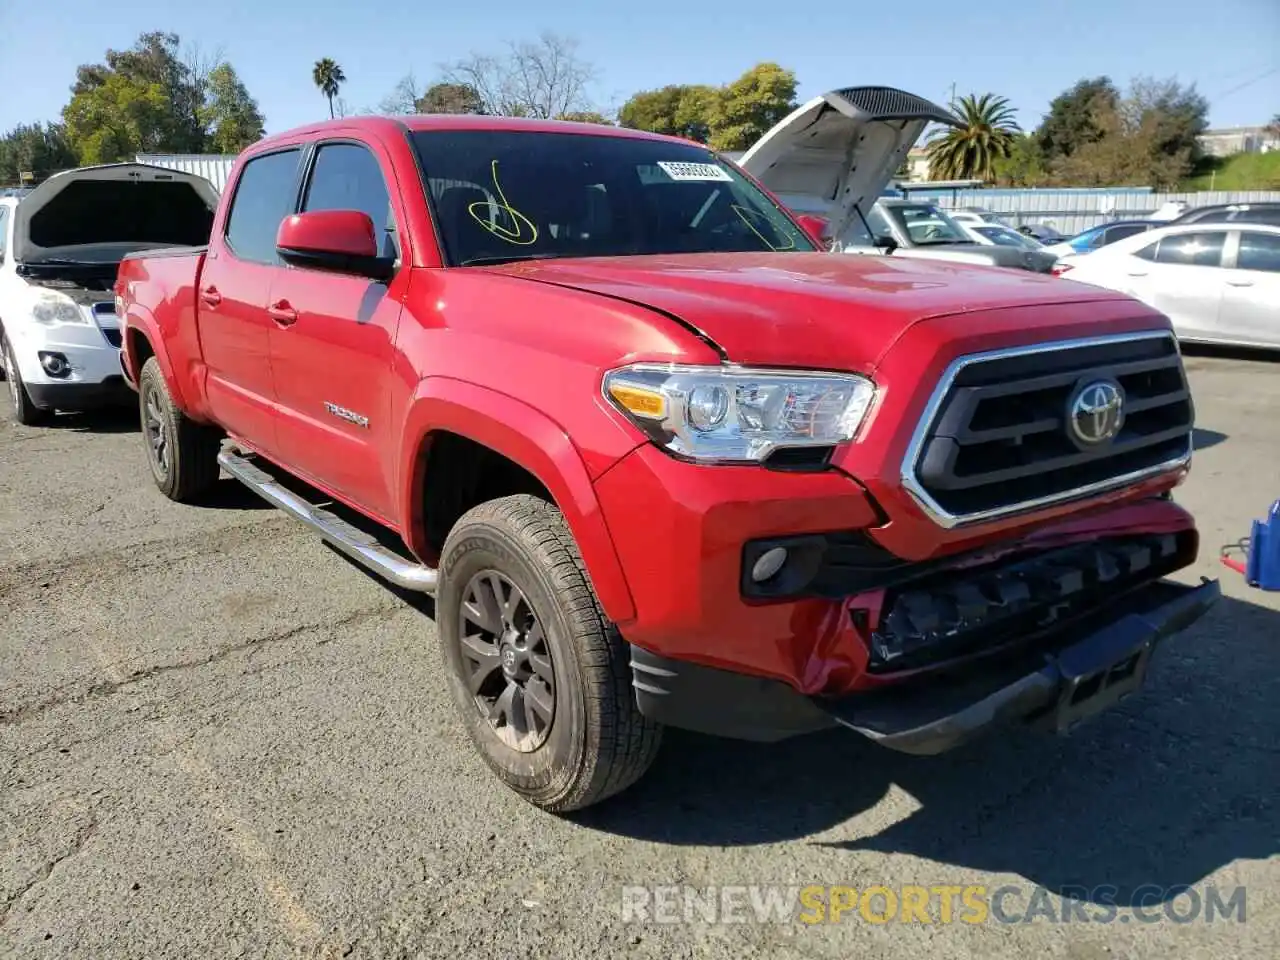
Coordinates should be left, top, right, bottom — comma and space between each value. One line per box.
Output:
460, 253, 564, 267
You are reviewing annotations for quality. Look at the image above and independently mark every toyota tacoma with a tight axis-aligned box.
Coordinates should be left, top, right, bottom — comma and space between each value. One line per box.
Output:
115, 98, 1218, 812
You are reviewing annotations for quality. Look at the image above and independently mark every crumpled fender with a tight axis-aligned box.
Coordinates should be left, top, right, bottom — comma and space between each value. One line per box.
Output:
398, 376, 637, 623
120, 301, 192, 411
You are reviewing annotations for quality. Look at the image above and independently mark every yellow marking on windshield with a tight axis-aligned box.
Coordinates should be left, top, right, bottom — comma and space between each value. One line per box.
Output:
731, 205, 796, 251
468, 160, 539, 246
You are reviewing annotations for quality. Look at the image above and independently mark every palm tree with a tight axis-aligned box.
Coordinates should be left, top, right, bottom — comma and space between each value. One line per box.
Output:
312, 58, 346, 119
927, 93, 1021, 182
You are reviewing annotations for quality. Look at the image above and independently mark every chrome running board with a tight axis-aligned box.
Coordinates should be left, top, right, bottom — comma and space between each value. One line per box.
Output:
217, 450, 438, 594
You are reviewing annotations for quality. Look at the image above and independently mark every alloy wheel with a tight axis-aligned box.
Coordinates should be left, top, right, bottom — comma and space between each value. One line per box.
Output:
143, 386, 170, 477
3, 341, 18, 409
458, 570, 556, 752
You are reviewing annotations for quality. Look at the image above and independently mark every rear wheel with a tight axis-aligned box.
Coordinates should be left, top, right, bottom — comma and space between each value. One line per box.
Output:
438, 494, 662, 812
138, 357, 221, 502
2, 333, 53, 426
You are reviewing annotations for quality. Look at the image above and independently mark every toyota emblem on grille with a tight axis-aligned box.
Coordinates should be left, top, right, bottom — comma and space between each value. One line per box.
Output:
1068, 379, 1125, 445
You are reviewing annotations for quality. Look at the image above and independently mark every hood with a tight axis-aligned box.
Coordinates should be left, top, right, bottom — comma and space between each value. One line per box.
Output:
895, 244, 1059, 274
482, 252, 1128, 370
737, 86, 957, 246
12, 163, 218, 264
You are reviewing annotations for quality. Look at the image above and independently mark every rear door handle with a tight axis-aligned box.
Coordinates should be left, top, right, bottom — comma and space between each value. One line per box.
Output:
268, 300, 298, 326
1226, 279, 1254, 287
199, 286, 222, 307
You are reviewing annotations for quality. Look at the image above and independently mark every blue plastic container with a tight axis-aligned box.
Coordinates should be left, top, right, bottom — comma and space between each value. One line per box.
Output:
1245, 499, 1280, 591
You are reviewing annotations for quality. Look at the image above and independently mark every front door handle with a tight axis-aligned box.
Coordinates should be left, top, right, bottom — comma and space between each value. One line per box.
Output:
200, 286, 222, 307
1226, 279, 1254, 287
1126, 271, 1148, 277
268, 300, 298, 326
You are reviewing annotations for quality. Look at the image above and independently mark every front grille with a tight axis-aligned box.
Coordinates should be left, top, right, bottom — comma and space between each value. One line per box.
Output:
904, 332, 1192, 527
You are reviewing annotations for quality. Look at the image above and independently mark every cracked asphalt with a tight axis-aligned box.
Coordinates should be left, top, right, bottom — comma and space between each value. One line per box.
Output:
2, 350, 1277, 960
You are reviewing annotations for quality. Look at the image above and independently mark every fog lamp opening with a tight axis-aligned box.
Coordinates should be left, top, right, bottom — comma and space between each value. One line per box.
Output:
751, 547, 789, 583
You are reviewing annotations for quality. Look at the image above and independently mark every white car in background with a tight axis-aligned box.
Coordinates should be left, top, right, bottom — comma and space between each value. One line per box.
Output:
949, 209, 1010, 227
0, 163, 217, 425
1053, 223, 1280, 351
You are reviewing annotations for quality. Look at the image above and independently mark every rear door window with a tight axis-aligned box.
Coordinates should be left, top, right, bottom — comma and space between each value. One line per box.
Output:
1236, 232, 1280, 273
1153, 232, 1226, 267
224, 149, 302, 265
0, 207, 9, 261
1103, 224, 1148, 245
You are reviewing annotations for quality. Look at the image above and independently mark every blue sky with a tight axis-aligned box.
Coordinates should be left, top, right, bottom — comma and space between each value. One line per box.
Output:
1, 0, 1277, 138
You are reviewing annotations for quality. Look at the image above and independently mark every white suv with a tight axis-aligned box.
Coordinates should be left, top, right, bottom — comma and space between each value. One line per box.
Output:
0, 163, 216, 425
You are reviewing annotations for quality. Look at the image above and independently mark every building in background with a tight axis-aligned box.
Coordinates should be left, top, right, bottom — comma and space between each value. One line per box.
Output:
1196, 126, 1279, 157
135, 153, 237, 192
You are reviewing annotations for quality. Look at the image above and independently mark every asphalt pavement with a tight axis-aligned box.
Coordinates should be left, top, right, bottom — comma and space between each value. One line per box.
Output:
1, 350, 1277, 959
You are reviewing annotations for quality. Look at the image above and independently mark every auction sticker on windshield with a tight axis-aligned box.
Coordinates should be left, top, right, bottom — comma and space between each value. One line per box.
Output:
656, 161, 734, 182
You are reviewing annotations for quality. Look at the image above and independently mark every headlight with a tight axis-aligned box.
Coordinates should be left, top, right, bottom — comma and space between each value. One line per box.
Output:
603, 363, 876, 463
31, 292, 88, 325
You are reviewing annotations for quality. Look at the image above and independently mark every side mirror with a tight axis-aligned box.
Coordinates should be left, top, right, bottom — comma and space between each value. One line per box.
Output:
873, 235, 898, 253
276, 210, 395, 280
794, 214, 831, 246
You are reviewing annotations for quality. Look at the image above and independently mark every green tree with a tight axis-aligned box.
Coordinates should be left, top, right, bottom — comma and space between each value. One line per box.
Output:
926, 93, 1021, 181
0, 123, 78, 185
1052, 78, 1210, 189
618, 84, 717, 142
202, 63, 266, 153
418, 82, 486, 115
1267, 114, 1280, 140
63, 72, 172, 164
557, 111, 613, 125
313, 58, 346, 119
1036, 77, 1120, 160
61, 31, 266, 163
706, 63, 797, 151
992, 133, 1050, 186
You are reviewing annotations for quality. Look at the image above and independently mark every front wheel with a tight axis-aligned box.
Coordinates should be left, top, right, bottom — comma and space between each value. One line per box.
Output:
438, 494, 662, 812
2, 334, 54, 426
138, 357, 221, 502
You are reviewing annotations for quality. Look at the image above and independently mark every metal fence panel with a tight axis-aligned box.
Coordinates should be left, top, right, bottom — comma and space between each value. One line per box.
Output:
135, 154, 238, 193
918, 188, 1280, 235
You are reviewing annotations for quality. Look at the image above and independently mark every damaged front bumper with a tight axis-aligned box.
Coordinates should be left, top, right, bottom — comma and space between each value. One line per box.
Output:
629, 574, 1220, 753
817, 576, 1219, 754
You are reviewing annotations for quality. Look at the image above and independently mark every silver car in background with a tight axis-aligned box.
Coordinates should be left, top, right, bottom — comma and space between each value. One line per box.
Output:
1053, 223, 1280, 351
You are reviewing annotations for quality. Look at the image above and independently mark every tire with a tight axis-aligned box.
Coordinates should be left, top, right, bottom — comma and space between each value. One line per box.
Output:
138, 356, 221, 502
438, 494, 662, 812
2, 333, 54, 426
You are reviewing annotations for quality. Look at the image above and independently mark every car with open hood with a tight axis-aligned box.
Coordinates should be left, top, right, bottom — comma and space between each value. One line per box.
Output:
0, 163, 217, 424
734, 87, 1055, 273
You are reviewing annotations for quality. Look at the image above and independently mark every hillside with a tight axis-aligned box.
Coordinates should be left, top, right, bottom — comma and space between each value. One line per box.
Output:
1182, 152, 1280, 191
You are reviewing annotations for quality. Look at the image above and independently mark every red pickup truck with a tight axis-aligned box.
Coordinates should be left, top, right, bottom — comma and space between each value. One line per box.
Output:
115, 89, 1218, 813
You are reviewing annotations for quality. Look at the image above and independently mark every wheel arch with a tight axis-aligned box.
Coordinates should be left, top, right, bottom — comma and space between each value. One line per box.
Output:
400, 377, 637, 625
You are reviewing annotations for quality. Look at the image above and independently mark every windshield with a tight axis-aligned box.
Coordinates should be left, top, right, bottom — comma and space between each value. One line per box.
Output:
410, 130, 816, 266
974, 225, 1040, 249
882, 203, 972, 245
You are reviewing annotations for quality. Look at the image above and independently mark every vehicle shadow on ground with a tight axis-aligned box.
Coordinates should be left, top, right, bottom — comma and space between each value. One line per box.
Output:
50, 407, 139, 433
192, 478, 275, 510
1181, 343, 1280, 366
1193, 427, 1228, 450
577, 593, 1279, 906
